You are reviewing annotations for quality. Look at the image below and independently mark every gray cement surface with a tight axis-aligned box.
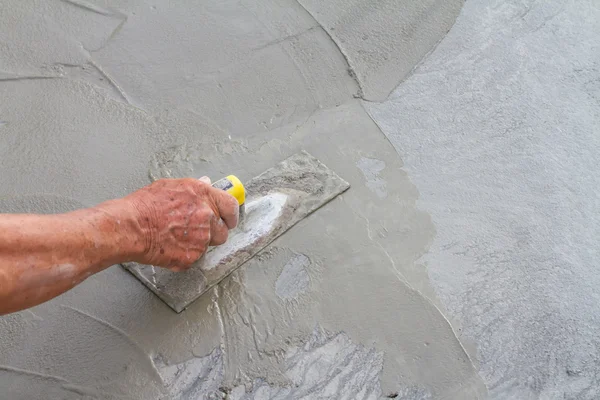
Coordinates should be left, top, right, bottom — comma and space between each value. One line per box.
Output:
0, 0, 595, 399
297, 0, 464, 101
366, 0, 600, 398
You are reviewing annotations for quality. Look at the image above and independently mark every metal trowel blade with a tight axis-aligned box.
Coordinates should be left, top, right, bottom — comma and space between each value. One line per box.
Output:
123, 151, 350, 312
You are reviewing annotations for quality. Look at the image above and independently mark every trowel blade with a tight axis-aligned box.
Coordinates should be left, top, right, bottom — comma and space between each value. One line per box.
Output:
123, 151, 350, 312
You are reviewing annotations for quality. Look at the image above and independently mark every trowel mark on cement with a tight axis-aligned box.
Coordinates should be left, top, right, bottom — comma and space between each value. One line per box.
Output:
154, 348, 224, 400
155, 326, 401, 399
356, 157, 388, 199
275, 253, 310, 300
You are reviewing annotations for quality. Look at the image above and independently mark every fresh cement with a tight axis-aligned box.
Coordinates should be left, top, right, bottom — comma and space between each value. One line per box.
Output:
0, 0, 503, 398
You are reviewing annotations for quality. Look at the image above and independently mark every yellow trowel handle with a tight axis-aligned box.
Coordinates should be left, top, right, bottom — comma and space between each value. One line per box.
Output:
211, 175, 245, 206
212, 175, 245, 224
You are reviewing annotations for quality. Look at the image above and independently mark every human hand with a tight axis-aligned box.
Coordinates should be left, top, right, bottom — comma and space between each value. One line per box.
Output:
118, 177, 239, 271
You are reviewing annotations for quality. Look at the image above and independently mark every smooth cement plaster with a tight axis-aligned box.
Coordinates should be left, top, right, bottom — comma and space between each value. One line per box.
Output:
366, 0, 600, 398
0, 0, 594, 399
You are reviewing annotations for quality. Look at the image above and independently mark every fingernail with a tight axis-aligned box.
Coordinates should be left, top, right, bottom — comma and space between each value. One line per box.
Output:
199, 176, 211, 184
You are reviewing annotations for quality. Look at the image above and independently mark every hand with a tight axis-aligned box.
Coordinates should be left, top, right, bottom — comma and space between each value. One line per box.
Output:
120, 177, 239, 271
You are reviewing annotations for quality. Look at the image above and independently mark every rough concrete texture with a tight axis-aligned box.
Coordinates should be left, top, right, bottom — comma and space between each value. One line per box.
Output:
156, 327, 386, 399
366, 0, 600, 398
298, 0, 465, 101
7, 0, 594, 398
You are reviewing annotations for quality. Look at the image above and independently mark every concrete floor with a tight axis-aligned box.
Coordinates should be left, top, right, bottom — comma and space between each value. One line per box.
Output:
0, 0, 598, 399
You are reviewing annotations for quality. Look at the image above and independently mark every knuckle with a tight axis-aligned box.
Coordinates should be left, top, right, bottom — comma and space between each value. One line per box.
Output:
198, 207, 215, 221
181, 177, 198, 186
183, 177, 206, 191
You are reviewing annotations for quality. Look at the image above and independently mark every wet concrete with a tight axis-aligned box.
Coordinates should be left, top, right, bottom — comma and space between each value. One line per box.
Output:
0, 0, 496, 399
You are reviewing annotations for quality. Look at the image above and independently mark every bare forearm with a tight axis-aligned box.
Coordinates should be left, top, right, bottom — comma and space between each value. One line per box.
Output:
0, 202, 142, 314
0, 178, 239, 315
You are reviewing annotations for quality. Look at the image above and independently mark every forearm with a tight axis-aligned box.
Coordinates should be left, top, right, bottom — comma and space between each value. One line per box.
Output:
0, 202, 142, 314
0, 178, 239, 315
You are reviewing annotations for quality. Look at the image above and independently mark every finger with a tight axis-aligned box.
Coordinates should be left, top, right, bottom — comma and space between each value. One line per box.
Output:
208, 187, 239, 229
199, 176, 211, 185
209, 216, 229, 246
166, 264, 192, 272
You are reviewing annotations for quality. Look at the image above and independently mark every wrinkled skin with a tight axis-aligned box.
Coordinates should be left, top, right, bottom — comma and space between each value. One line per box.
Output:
123, 177, 239, 271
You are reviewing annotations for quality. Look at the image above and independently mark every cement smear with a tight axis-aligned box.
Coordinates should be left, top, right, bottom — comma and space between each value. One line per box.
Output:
0, 0, 484, 399
366, 0, 600, 398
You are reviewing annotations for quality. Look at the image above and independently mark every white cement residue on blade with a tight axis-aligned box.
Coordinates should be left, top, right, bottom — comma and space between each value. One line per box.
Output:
203, 193, 288, 269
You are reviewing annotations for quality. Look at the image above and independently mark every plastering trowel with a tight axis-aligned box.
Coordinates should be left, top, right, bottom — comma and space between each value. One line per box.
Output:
123, 151, 349, 312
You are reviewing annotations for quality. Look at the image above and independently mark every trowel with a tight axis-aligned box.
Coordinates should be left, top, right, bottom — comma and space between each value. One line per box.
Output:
123, 151, 349, 312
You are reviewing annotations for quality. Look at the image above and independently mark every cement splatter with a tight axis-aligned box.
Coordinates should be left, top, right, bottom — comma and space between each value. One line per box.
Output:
275, 253, 310, 300
356, 157, 388, 199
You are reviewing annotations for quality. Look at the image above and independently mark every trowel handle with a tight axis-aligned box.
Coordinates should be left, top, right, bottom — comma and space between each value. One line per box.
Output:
211, 175, 245, 206
211, 175, 246, 224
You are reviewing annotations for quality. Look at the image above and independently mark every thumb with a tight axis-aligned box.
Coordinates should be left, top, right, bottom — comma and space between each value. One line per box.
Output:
199, 176, 211, 185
